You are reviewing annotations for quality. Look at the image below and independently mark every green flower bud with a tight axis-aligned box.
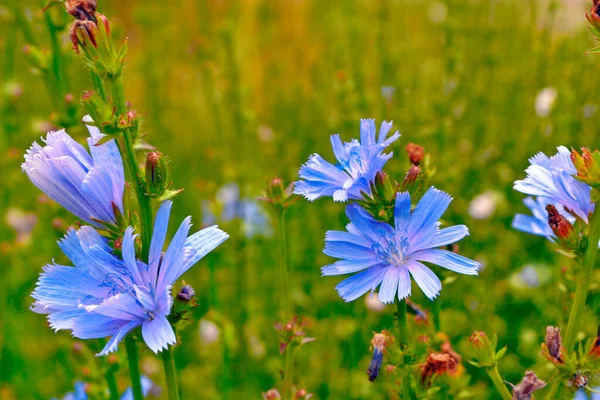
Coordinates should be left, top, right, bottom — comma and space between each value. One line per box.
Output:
81, 91, 116, 133
145, 151, 170, 197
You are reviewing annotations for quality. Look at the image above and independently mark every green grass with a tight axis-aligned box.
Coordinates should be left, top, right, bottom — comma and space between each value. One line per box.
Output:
1, 0, 600, 398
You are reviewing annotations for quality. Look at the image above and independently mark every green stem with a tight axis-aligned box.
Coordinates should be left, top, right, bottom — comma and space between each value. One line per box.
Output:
563, 210, 600, 350
107, 75, 153, 260
162, 346, 181, 400
486, 366, 512, 400
396, 299, 414, 400
97, 338, 119, 400
546, 209, 600, 398
125, 337, 144, 400
277, 211, 290, 319
432, 298, 442, 332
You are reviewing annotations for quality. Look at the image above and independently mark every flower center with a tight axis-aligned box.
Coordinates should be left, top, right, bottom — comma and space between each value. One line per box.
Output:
372, 235, 410, 267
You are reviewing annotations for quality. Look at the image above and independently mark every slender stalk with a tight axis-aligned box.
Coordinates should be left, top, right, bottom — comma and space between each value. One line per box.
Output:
486, 366, 512, 400
563, 210, 600, 350
104, 367, 119, 400
106, 75, 153, 260
396, 299, 414, 400
546, 209, 600, 398
162, 347, 181, 400
278, 211, 290, 319
125, 337, 144, 400
432, 298, 442, 332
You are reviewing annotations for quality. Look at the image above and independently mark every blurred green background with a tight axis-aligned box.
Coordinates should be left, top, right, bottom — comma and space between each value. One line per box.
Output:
2, 0, 600, 398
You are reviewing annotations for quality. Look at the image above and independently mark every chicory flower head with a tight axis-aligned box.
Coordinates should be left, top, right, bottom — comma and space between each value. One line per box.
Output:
322, 187, 480, 303
294, 119, 400, 202
513, 146, 593, 223
32, 201, 228, 355
22, 116, 124, 227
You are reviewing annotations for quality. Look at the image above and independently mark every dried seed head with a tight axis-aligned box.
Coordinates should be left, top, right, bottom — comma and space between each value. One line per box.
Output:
66, 0, 97, 21
545, 326, 563, 362
405, 143, 425, 165
545, 205, 574, 240
511, 371, 546, 400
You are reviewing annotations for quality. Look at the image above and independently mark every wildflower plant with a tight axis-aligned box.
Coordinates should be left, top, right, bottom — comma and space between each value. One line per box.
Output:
295, 119, 480, 398
23, 1, 229, 399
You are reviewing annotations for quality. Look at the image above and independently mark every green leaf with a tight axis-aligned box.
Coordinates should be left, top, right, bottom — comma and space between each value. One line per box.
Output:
587, 45, 600, 54
42, 0, 64, 12
495, 346, 508, 361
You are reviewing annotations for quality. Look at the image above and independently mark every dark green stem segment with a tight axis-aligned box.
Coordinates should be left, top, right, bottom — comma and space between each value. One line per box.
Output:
277, 211, 290, 319
563, 209, 600, 350
396, 299, 414, 400
486, 366, 512, 400
162, 346, 181, 400
105, 367, 119, 400
107, 75, 153, 261
125, 337, 144, 400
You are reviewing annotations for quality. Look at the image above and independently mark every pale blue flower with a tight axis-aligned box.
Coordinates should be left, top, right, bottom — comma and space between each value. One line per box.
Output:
514, 146, 593, 222
512, 196, 557, 239
202, 183, 272, 238
53, 381, 87, 400
55, 376, 155, 400
32, 201, 228, 355
22, 116, 124, 227
322, 187, 480, 302
294, 119, 400, 202
574, 388, 600, 400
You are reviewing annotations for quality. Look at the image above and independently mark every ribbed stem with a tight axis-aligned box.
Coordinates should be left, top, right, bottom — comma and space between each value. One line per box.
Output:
125, 337, 144, 400
486, 366, 512, 400
396, 299, 414, 400
278, 211, 290, 319
563, 210, 600, 350
162, 347, 181, 400
546, 209, 600, 398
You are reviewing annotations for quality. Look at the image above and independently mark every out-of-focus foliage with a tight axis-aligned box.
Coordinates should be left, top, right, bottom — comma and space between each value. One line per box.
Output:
1, 0, 600, 398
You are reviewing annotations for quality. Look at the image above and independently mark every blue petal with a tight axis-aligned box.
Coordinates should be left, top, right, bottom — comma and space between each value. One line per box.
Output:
378, 267, 400, 304
407, 187, 452, 250
360, 119, 377, 147
423, 225, 470, 249
142, 314, 176, 354
512, 214, 552, 237
89, 293, 147, 321
176, 226, 229, 282
322, 259, 381, 276
155, 216, 191, 291
411, 249, 480, 275
148, 201, 173, 285
334, 264, 388, 302
405, 261, 441, 300
98, 319, 143, 356
345, 203, 394, 244
122, 227, 143, 285
323, 239, 376, 260
394, 192, 411, 233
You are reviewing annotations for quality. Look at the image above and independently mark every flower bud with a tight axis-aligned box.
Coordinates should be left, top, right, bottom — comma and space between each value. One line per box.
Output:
545, 205, 575, 241
572, 373, 588, 389
405, 143, 425, 165
511, 371, 546, 400
66, 0, 97, 21
467, 331, 501, 368
587, 1, 600, 32
263, 178, 298, 212
69, 19, 98, 53
571, 147, 600, 187
373, 171, 396, 201
176, 284, 196, 302
543, 326, 564, 363
367, 332, 388, 382
81, 91, 115, 132
145, 151, 170, 197
262, 389, 281, 400
401, 165, 421, 192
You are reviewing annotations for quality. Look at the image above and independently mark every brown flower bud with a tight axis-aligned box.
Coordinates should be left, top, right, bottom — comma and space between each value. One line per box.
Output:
405, 143, 425, 165
587, 0, 600, 31
546, 205, 574, 240
66, 0, 97, 21
572, 373, 588, 389
263, 389, 281, 400
69, 19, 97, 53
544, 326, 563, 362
511, 371, 546, 400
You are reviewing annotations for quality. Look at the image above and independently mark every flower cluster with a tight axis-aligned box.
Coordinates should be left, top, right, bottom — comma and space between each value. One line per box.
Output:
26, 119, 228, 355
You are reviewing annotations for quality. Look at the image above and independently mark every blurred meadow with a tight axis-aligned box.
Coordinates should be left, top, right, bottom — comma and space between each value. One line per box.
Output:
2, 0, 600, 398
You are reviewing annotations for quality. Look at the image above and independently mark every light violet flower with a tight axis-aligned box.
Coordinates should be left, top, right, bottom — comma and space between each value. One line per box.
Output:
22, 116, 124, 227
294, 119, 400, 202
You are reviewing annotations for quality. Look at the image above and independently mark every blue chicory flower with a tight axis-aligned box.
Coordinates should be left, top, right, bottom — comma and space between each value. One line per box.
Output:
202, 183, 273, 239
294, 119, 400, 202
32, 200, 228, 355
513, 146, 593, 223
322, 187, 480, 302
22, 116, 124, 227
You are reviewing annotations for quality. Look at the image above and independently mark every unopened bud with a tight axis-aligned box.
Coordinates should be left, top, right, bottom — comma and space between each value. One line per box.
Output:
571, 147, 600, 187
367, 332, 389, 382
263, 177, 297, 212
177, 284, 196, 302
402, 165, 421, 192
81, 92, 115, 133
511, 371, 546, 400
544, 326, 563, 363
572, 373, 588, 389
587, 1, 600, 32
262, 389, 281, 400
373, 171, 396, 200
405, 143, 425, 165
545, 205, 575, 241
145, 151, 170, 197
590, 324, 600, 358
66, 0, 98, 21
